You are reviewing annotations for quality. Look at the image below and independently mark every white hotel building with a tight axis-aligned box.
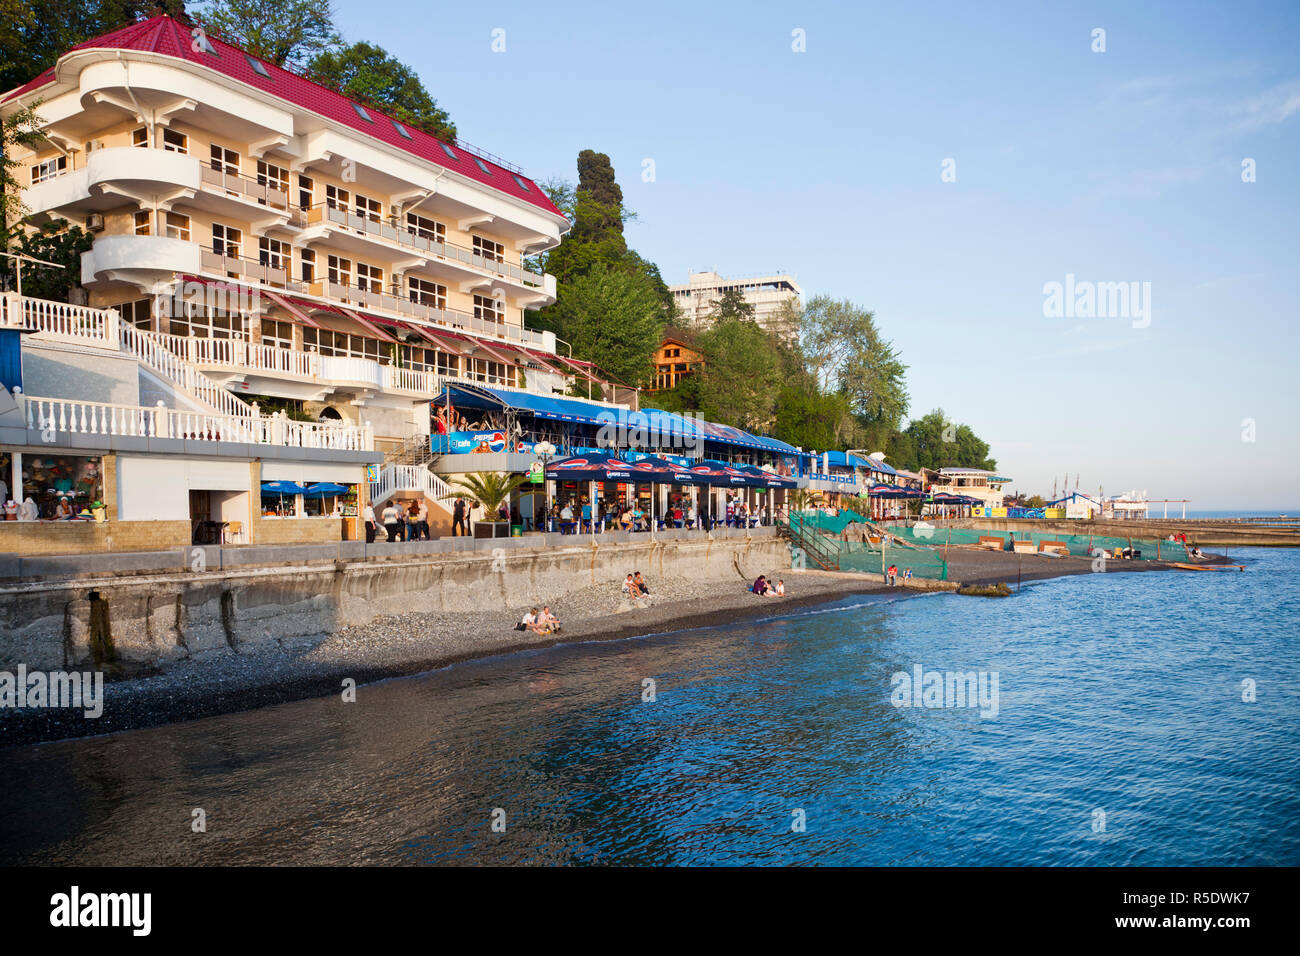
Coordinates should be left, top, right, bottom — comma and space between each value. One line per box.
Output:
668, 270, 803, 339
0, 15, 618, 553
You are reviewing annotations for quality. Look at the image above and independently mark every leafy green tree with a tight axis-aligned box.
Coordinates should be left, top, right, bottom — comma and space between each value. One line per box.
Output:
1, 220, 94, 297
707, 287, 756, 324
1, 103, 44, 244
307, 41, 455, 140
200, 0, 336, 69
772, 384, 856, 452
695, 316, 781, 432
802, 295, 909, 446
888, 408, 997, 472
547, 263, 665, 389
1, 0, 188, 95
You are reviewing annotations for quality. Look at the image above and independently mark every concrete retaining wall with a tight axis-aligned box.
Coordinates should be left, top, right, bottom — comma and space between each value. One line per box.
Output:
0, 532, 790, 670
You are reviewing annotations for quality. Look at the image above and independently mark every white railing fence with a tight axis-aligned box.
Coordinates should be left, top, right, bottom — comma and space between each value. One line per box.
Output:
368, 464, 455, 506
18, 393, 373, 451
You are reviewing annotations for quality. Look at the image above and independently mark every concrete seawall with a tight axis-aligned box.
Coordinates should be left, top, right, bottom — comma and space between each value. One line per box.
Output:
0, 533, 790, 671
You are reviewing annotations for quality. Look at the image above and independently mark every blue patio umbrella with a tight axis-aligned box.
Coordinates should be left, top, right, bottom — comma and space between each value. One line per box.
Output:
303, 482, 349, 497
261, 481, 307, 495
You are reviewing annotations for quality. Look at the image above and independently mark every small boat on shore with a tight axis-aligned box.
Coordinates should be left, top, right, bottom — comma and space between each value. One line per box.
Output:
1171, 562, 1246, 572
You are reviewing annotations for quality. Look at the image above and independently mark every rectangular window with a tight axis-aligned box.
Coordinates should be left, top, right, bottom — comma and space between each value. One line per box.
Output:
120, 297, 154, 330
300, 248, 316, 283
162, 128, 188, 153
325, 184, 350, 210
303, 326, 383, 361
405, 212, 445, 242
260, 318, 293, 350
30, 155, 68, 184
210, 144, 239, 175
132, 127, 148, 148
133, 211, 151, 235
474, 293, 503, 324
472, 235, 504, 263
354, 193, 381, 223
435, 351, 458, 377
169, 307, 243, 339
327, 254, 352, 287
256, 160, 288, 193
356, 262, 383, 293
164, 212, 190, 241
298, 174, 314, 212
212, 223, 242, 258
259, 236, 286, 270
408, 277, 446, 309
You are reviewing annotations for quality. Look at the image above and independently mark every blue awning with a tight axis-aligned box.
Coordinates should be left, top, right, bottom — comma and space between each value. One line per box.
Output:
434, 384, 614, 424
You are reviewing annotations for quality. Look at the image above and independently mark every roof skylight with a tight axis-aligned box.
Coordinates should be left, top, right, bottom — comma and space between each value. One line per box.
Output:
352, 102, 372, 122
473, 156, 491, 175
512, 174, 530, 191
246, 55, 270, 78
392, 119, 412, 139
439, 141, 458, 159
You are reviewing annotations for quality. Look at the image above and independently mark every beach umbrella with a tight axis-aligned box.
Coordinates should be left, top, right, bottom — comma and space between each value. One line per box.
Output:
303, 482, 348, 497
261, 481, 307, 495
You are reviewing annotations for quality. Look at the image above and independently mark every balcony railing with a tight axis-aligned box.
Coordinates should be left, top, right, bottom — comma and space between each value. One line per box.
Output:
295, 203, 547, 290
201, 247, 290, 287
200, 164, 290, 211
141, 331, 559, 399
303, 278, 548, 348
19, 393, 373, 451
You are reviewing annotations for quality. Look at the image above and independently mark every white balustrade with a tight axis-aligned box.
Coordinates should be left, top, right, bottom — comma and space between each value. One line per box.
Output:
19, 394, 372, 451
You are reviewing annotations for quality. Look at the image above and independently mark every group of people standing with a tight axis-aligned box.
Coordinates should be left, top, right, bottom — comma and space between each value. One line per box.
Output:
361, 499, 431, 543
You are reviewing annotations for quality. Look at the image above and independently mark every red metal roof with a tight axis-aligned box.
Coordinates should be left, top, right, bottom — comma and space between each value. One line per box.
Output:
4, 15, 563, 219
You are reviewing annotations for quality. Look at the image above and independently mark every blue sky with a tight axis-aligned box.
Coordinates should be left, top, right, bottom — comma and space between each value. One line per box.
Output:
333, 0, 1299, 508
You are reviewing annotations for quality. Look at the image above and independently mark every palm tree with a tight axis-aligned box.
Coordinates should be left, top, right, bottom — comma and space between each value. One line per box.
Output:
446, 471, 531, 537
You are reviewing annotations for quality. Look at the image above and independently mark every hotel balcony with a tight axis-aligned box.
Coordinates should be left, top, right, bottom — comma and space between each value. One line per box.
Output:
284, 203, 556, 305
141, 331, 556, 405
23, 146, 199, 218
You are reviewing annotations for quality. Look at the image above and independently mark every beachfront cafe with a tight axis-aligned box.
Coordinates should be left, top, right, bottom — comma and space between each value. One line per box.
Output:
428, 384, 808, 528
543, 453, 797, 533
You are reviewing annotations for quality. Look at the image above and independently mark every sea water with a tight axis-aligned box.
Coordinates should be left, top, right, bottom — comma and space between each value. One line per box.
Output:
1, 548, 1296, 866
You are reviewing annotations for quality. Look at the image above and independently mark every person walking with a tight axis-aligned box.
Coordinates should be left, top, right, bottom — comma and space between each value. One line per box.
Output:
362, 501, 377, 544
452, 497, 466, 537
381, 501, 401, 542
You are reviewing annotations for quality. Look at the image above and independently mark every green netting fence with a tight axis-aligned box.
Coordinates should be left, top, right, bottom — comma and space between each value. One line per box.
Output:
887, 525, 1189, 561
838, 540, 950, 580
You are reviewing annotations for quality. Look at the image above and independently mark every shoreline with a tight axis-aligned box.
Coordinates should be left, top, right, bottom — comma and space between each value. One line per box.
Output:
0, 555, 1226, 749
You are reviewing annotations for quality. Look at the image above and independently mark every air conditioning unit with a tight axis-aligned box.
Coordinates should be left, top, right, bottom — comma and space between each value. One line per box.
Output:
86, 213, 105, 233
84, 139, 105, 153
388, 280, 401, 296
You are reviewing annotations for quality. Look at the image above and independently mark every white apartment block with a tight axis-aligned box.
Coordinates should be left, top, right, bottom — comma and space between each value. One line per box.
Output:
667, 271, 803, 338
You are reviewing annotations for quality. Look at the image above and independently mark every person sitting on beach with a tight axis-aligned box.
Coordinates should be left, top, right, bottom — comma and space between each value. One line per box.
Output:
903, 568, 913, 581
773, 579, 785, 597
887, 564, 898, 586
517, 608, 539, 632
623, 573, 642, 599
751, 574, 769, 595
539, 606, 561, 633
633, 571, 651, 596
